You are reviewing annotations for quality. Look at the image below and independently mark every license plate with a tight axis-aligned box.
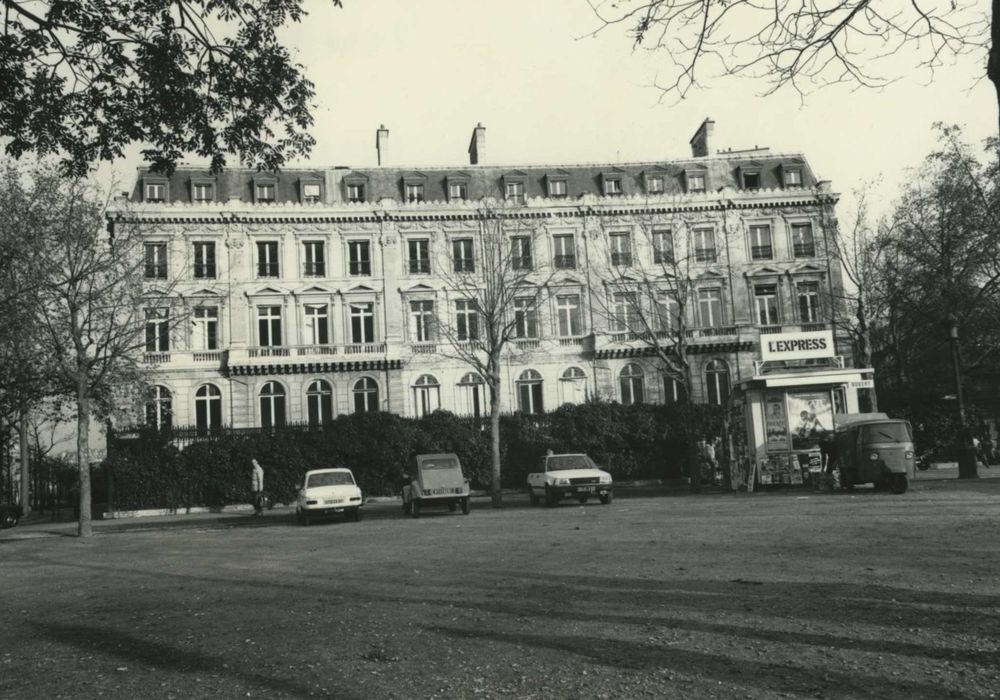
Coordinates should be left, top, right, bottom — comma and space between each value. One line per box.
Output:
578, 486, 595, 493
324, 498, 344, 505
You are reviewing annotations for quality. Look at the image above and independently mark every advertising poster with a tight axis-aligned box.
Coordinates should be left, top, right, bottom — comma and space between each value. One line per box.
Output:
765, 393, 790, 452
787, 391, 834, 450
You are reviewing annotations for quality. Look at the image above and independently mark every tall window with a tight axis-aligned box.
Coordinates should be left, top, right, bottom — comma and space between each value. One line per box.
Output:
559, 367, 587, 405
784, 169, 803, 187
610, 232, 632, 266
797, 281, 821, 323
749, 225, 773, 260
303, 241, 325, 276
556, 294, 582, 337
413, 375, 440, 417
408, 239, 430, 274
410, 300, 435, 343
619, 364, 645, 406
353, 377, 379, 413
303, 304, 329, 345
553, 234, 576, 269
145, 308, 169, 352
654, 292, 680, 332
452, 238, 475, 273
663, 375, 686, 404
192, 306, 218, 350
195, 384, 222, 435
652, 229, 673, 264
347, 183, 365, 203
259, 381, 286, 428
511, 236, 533, 270
792, 223, 816, 257
458, 373, 485, 418
455, 300, 478, 341
193, 242, 216, 279
257, 241, 279, 277
348, 240, 371, 276
257, 305, 282, 347
306, 379, 333, 425
506, 181, 525, 204
611, 292, 639, 333
349, 302, 375, 343
513, 297, 539, 339
144, 243, 167, 279
697, 288, 723, 328
146, 386, 172, 431
405, 183, 425, 203
753, 284, 780, 325
693, 228, 717, 263
517, 369, 544, 415
705, 360, 730, 405
646, 176, 664, 194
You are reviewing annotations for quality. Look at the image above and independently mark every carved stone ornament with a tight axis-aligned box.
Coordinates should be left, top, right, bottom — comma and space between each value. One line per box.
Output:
225, 235, 246, 250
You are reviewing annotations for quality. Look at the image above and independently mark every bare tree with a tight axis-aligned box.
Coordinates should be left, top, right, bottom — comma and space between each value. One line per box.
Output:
589, 2, 996, 132
430, 202, 556, 507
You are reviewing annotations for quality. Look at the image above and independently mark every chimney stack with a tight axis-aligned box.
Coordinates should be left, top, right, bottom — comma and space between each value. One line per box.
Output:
468, 123, 486, 165
376, 124, 389, 166
689, 118, 715, 158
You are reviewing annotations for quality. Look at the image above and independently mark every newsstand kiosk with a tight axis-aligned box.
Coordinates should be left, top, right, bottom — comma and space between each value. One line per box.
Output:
731, 329, 874, 489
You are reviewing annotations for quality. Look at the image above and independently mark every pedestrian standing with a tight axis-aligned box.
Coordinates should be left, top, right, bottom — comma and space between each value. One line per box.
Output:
251, 459, 265, 516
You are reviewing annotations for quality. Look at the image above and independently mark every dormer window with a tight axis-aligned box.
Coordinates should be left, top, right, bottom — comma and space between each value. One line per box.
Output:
300, 180, 322, 204
685, 171, 707, 194
646, 176, 664, 194
603, 178, 623, 196
546, 171, 569, 198
347, 183, 365, 203
143, 179, 168, 202
783, 168, 803, 188
548, 179, 567, 198
190, 180, 214, 203
449, 182, 468, 200
503, 172, 528, 205
402, 173, 428, 203
254, 178, 277, 203
742, 171, 761, 190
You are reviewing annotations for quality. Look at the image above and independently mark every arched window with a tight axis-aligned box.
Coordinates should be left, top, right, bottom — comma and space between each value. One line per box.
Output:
306, 379, 333, 426
663, 375, 686, 404
517, 369, 544, 415
413, 374, 440, 417
353, 377, 379, 414
457, 372, 485, 418
195, 384, 222, 435
558, 367, 587, 406
619, 364, 645, 406
146, 385, 172, 431
705, 359, 730, 406
259, 381, 286, 428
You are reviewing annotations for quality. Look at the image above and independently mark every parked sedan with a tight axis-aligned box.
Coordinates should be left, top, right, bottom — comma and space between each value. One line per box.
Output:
527, 453, 613, 506
296, 468, 364, 524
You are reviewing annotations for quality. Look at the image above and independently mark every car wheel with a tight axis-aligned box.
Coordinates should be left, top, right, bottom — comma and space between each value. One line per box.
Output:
461, 497, 470, 515
599, 492, 613, 505
888, 474, 908, 494
1, 512, 19, 529
411, 500, 421, 519
545, 487, 559, 507
352, 507, 364, 522
841, 470, 855, 491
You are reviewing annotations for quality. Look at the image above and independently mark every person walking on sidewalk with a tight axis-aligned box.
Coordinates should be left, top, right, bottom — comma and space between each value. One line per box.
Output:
251, 459, 265, 516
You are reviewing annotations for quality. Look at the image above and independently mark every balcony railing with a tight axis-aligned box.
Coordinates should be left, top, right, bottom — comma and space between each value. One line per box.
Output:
143, 351, 224, 365
793, 244, 816, 257
344, 342, 387, 355
243, 343, 387, 360
554, 255, 576, 270
750, 246, 773, 260
758, 325, 784, 335
411, 343, 438, 354
685, 326, 738, 339
512, 338, 541, 349
610, 252, 632, 267
558, 336, 585, 346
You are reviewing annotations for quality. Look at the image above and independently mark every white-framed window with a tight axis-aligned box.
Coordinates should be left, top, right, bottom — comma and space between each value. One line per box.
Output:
604, 178, 623, 196
144, 182, 166, 202
553, 234, 576, 269
511, 236, 533, 270
255, 182, 276, 203
513, 297, 539, 339
705, 360, 730, 405
301, 182, 322, 204
556, 293, 582, 337
506, 181, 526, 204
193, 241, 215, 279
559, 367, 587, 405
457, 372, 485, 418
348, 240, 371, 276
144, 243, 167, 279
256, 241, 280, 277
146, 386, 172, 431
257, 305, 282, 347
306, 379, 333, 425
792, 223, 816, 257
353, 377, 379, 413
448, 182, 468, 201
620, 364, 645, 406
654, 291, 680, 332
455, 299, 479, 341
347, 183, 366, 203
797, 281, 821, 323
697, 288, 723, 328
652, 229, 673, 265
407, 239, 430, 274
192, 182, 213, 203
349, 302, 375, 344
145, 308, 170, 352
784, 168, 803, 187
646, 176, 664, 194
749, 225, 773, 260
610, 232, 632, 267
452, 238, 475, 273
548, 179, 567, 197
517, 369, 544, 415
195, 384, 222, 434
303, 241, 325, 276
754, 284, 780, 325
663, 375, 685, 404
686, 172, 706, 193
192, 306, 219, 350
303, 304, 329, 345
610, 292, 640, 333
259, 381, 286, 427
409, 300, 435, 343
413, 375, 441, 417
693, 228, 717, 263
405, 183, 425, 203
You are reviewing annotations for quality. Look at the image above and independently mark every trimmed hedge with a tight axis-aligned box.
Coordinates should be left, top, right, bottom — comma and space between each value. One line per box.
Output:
105, 403, 723, 510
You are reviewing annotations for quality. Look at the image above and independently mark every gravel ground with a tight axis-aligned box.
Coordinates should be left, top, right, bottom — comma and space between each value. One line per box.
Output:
1, 480, 999, 699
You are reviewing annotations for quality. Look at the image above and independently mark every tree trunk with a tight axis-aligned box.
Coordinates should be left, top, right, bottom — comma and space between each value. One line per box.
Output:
19, 407, 30, 516
989, 0, 1000, 139
77, 378, 93, 537
489, 384, 503, 508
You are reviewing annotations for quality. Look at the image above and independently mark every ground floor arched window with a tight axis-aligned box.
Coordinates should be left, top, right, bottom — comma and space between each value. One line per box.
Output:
705, 359, 730, 406
413, 374, 440, 417
260, 381, 287, 428
558, 366, 587, 406
353, 377, 379, 413
619, 364, 645, 406
457, 373, 485, 418
306, 379, 333, 425
517, 369, 544, 415
146, 385, 172, 431
195, 384, 222, 435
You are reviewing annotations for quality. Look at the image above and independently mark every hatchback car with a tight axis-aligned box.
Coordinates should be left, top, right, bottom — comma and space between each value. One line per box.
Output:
527, 453, 613, 506
296, 468, 364, 524
402, 453, 471, 518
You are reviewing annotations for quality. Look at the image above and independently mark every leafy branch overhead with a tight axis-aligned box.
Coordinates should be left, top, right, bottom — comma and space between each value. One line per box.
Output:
0, 0, 342, 176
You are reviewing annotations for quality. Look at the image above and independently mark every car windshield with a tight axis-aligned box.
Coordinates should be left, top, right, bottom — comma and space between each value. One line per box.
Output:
307, 471, 354, 487
419, 457, 459, 470
862, 423, 913, 443
546, 455, 595, 471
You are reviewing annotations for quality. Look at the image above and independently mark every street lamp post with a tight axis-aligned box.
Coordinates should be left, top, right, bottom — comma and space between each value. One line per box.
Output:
947, 315, 979, 479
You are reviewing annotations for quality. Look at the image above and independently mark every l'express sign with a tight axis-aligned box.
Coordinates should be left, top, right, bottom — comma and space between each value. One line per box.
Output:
760, 330, 835, 362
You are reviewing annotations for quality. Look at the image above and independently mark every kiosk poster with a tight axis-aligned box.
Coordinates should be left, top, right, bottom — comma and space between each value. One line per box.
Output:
765, 393, 790, 451
788, 391, 833, 449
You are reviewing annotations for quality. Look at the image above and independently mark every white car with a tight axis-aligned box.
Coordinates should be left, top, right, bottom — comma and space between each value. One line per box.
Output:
296, 468, 364, 524
527, 453, 613, 506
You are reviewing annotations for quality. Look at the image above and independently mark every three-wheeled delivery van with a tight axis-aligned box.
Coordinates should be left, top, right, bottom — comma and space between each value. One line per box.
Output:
832, 413, 914, 494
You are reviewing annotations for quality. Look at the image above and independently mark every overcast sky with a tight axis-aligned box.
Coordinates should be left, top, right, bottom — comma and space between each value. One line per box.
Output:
110, 0, 996, 217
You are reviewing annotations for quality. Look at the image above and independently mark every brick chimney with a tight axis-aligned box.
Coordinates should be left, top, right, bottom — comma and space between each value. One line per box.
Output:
689, 118, 715, 158
376, 124, 389, 166
468, 123, 486, 165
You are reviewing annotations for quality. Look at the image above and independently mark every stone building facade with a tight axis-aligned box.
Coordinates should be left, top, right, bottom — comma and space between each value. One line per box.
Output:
116, 119, 847, 431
